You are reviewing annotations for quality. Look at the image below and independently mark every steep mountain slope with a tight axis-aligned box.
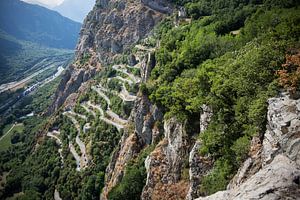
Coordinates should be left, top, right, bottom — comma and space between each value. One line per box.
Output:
48, 0, 173, 113
0, 0, 299, 200
0, 0, 81, 49
54, 0, 95, 22
45, 0, 299, 199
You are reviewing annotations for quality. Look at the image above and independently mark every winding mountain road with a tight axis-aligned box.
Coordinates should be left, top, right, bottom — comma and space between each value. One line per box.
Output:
118, 83, 137, 102
112, 65, 141, 83
69, 142, 81, 171
91, 85, 111, 107
135, 44, 155, 52
64, 111, 89, 170
106, 110, 128, 125
81, 103, 96, 117
85, 100, 126, 131
87, 101, 104, 116
47, 131, 64, 166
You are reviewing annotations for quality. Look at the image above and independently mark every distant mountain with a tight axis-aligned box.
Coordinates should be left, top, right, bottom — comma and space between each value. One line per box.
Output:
21, 0, 51, 9
0, 0, 81, 49
54, 0, 95, 23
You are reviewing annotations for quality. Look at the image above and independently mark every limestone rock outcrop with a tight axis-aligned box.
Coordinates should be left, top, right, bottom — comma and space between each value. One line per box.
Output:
186, 105, 213, 200
196, 155, 300, 200
100, 94, 164, 200
196, 92, 300, 200
48, 65, 98, 113
141, 118, 190, 200
76, 0, 172, 64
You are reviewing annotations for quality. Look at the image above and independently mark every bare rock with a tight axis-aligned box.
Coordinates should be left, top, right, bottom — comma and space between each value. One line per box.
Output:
195, 155, 300, 200
76, 0, 172, 64
142, 118, 190, 200
186, 105, 213, 200
128, 54, 138, 66
141, 52, 156, 82
101, 132, 142, 200
130, 94, 163, 145
195, 92, 300, 200
47, 65, 97, 113
262, 92, 300, 166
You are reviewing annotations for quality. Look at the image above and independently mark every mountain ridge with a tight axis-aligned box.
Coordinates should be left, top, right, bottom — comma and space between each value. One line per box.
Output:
53, 0, 95, 23
0, 0, 81, 49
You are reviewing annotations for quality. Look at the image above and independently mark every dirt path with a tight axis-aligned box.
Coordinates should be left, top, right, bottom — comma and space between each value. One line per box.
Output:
100, 117, 124, 131
64, 111, 89, 170
118, 83, 137, 102
47, 131, 62, 145
66, 110, 87, 121
76, 135, 89, 168
109, 76, 134, 85
87, 101, 104, 116
63, 112, 81, 133
0, 123, 16, 142
47, 131, 64, 166
112, 65, 141, 83
135, 44, 155, 52
86, 101, 126, 131
106, 110, 128, 125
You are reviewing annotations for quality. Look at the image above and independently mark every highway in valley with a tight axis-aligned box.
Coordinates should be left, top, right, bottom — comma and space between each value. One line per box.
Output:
0, 55, 71, 114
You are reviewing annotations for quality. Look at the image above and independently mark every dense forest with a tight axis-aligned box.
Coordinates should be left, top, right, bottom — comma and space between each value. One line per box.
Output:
0, 0, 299, 199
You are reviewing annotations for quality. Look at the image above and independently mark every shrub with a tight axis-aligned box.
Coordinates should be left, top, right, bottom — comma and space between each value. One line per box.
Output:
200, 158, 233, 195
277, 48, 300, 95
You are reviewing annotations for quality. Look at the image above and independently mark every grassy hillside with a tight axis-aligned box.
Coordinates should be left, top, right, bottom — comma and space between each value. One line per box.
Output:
0, 123, 24, 152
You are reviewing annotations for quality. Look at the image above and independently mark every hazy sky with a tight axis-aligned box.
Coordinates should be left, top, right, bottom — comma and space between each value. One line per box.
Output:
21, 0, 95, 22
23, 0, 64, 8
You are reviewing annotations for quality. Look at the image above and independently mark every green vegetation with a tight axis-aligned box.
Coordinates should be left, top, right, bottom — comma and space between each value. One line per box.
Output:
0, 116, 50, 199
0, 123, 24, 152
1, 0, 299, 199
27, 77, 61, 113
147, 0, 300, 195
108, 146, 154, 200
0, 30, 73, 85
0, 76, 64, 199
80, 53, 92, 65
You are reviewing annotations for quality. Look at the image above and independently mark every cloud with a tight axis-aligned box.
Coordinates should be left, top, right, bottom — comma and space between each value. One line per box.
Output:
23, 0, 64, 8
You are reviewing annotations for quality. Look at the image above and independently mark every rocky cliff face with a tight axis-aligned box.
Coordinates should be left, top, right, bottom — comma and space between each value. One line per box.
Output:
102, 84, 300, 200
48, 0, 172, 114
141, 118, 190, 200
186, 105, 213, 200
100, 93, 164, 199
100, 51, 164, 199
196, 92, 300, 200
76, 0, 172, 64
48, 64, 98, 113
